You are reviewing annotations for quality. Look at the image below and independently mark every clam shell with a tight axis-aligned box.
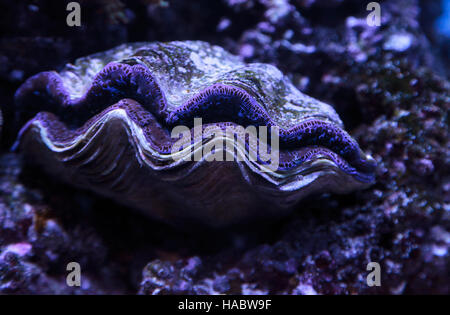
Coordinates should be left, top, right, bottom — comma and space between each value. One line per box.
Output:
14, 41, 376, 226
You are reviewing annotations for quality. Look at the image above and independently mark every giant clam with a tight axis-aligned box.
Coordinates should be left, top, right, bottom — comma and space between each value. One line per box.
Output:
14, 41, 376, 227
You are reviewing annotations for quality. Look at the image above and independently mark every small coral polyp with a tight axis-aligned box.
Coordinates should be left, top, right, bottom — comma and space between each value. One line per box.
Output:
14, 41, 376, 227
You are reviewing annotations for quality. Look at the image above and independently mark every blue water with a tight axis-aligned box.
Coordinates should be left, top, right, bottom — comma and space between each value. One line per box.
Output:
436, 0, 450, 37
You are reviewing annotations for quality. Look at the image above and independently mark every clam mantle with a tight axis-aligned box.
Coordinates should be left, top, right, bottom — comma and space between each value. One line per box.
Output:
14, 41, 376, 227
